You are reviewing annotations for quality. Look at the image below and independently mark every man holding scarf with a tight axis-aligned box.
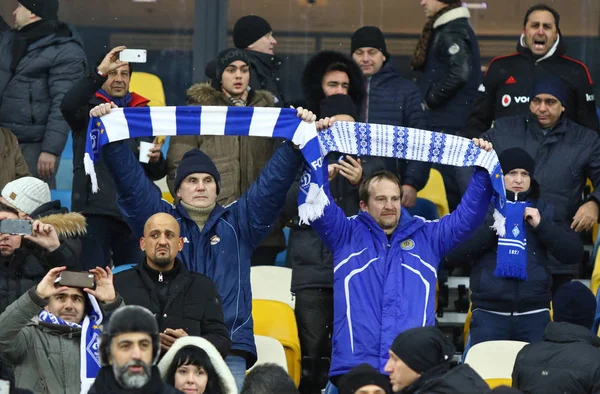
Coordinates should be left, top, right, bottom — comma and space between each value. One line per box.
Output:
61, 46, 167, 271
447, 148, 583, 346
0, 263, 122, 394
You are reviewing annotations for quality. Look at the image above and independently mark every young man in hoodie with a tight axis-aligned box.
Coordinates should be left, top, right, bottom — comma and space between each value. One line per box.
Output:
467, 3, 599, 135
167, 48, 284, 266
512, 281, 600, 394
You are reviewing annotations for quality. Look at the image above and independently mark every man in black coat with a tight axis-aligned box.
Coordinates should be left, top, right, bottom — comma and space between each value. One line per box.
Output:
467, 3, 599, 136
413, 0, 481, 211
482, 73, 600, 289
113, 213, 231, 359
60, 46, 167, 270
233, 15, 285, 106
512, 281, 600, 394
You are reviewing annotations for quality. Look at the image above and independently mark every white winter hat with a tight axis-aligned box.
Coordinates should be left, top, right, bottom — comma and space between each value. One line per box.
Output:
1, 177, 51, 215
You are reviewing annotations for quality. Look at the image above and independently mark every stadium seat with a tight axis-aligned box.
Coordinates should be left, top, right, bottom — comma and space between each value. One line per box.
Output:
417, 169, 449, 217
252, 299, 301, 386
248, 335, 288, 373
161, 191, 174, 204
592, 251, 600, 297
464, 340, 528, 381
485, 379, 512, 389
130, 72, 166, 107
50, 189, 72, 211
250, 266, 295, 309
275, 227, 290, 267
593, 291, 600, 335
407, 198, 440, 220
112, 263, 136, 274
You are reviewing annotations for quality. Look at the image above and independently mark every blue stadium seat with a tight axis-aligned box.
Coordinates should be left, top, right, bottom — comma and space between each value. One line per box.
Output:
56, 132, 74, 190
112, 263, 136, 274
275, 227, 290, 267
593, 291, 600, 335
407, 198, 440, 220
50, 189, 72, 211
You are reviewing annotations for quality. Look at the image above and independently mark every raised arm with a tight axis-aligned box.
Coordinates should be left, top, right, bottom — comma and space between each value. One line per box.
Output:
0, 288, 42, 364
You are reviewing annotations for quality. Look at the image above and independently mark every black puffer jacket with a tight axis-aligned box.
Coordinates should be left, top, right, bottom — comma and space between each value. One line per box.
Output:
282, 154, 385, 291
60, 69, 168, 217
361, 63, 431, 192
467, 35, 599, 137
403, 363, 490, 394
446, 194, 583, 313
302, 50, 365, 118
245, 50, 285, 106
114, 259, 231, 358
512, 322, 600, 394
418, 7, 481, 134
482, 115, 600, 275
0, 21, 86, 156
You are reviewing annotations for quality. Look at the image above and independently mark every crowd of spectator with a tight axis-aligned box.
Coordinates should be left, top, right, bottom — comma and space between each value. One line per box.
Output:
0, 0, 599, 393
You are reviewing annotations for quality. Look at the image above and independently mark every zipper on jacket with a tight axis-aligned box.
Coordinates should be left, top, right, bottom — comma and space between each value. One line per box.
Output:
158, 273, 163, 282
364, 78, 371, 122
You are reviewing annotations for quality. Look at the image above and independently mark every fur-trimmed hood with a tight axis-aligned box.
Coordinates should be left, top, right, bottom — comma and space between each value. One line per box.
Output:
158, 336, 238, 394
301, 50, 365, 118
40, 212, 87, 238
186, 83, 275, 108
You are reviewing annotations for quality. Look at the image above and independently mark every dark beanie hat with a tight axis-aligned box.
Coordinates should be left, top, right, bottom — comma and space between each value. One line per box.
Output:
338, 364, 391, 394
351, 26, 390, 60
530, 73, 568, 107
499, 147, 535, 176
211, 48, 250, 89
320, 94, 358, 120
390, 327, 455, 374
553, 281, 597, 329
233, 15, 272, 49
19, 0, 58, 21
174, 149, 221, 194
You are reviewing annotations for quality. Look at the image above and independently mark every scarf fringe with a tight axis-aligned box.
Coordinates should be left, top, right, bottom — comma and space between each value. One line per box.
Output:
84, 153, 99, 193
298, 183, 330, 225
491, 208, 506, 237
494, 263, 528, 281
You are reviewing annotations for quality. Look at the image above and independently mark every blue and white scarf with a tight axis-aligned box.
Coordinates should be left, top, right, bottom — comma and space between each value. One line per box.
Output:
496, 200, 530, 280
84, 106, 507, 233
38, 294, 103, 394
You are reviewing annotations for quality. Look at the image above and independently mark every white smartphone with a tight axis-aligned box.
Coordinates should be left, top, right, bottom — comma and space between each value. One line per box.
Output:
0, 379, 9, 394
119, 49, 147, 63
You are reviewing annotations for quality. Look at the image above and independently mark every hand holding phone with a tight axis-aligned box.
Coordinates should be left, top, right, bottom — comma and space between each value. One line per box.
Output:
119, 49, 147, 63
55, 271, 96, 289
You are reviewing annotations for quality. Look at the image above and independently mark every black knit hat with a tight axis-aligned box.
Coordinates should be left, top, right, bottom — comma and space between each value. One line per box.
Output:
499, 147, 535, 177
320, 94, 357, 120
390, 327, 455, 374
233, 15, 272, 49
553, 281, 597, 330
338, 364, 391, 394
19, 0, 58, 21
211, 48, 250, 90
351, 26, 390, 60
530, 72, 568, 107
174, 149, 221, 194
99, 306, 160, 366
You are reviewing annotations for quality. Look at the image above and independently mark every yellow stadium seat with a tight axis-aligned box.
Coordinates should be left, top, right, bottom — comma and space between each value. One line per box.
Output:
130, 72, 166, 107
252, 300, 301, 386
463, 305, 472, 347
161, 191, 174, 203
418, 169, 450, 217
485, 378, 512, 389
593, 252, 600, 297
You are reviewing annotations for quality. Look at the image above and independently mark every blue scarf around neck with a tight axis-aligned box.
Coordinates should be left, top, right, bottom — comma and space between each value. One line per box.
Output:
97, 88, 132, 108
495, 198, 530, 280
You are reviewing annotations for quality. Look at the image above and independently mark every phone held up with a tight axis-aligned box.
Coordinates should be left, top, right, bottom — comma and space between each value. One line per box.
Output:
119, 49, 147, 63
55, 271, 96, 289
0, 219, 32, 235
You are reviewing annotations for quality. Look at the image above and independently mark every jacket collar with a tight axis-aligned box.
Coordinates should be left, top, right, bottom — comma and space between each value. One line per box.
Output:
518, 33, 565, 62
526, 113, 568, 138
94, 91, 150, 107
543, 321, 600, 347
245, 50, 283, 69
91, 366, 168, 394
433, 7, 471, 29
177, 201, 227, 233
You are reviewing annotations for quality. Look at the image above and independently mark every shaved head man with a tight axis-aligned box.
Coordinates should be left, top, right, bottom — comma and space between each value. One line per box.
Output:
113, 213, 231, 360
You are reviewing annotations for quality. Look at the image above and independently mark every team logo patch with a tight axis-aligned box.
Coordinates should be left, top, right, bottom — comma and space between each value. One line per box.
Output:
512, 224, 520, 238
401, 239, 415, 250
501, 94, 512, 107
448, 43, 460, 55
210, 235, 221, 246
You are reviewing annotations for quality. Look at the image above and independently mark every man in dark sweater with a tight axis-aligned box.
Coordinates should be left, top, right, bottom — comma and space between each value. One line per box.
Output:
113, 213, 231, 358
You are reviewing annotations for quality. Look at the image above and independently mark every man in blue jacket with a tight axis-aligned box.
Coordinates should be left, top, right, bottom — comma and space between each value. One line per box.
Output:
310, 122, 493, 386
90, 102, 316, 390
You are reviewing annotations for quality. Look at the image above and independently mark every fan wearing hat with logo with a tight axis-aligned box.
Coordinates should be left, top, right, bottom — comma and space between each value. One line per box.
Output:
447, 147, 583, 347
384, 326, 488, 393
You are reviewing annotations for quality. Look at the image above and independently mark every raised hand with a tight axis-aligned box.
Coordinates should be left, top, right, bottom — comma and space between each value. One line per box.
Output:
332, 155, 362, 185
89, 102, 118, 118
97, 46, 129, 75
25, 220, 60, 252
472, 138, 493, 152
36, 266, 69, 299
294, 106, 317, 123
84, 266, 117, 303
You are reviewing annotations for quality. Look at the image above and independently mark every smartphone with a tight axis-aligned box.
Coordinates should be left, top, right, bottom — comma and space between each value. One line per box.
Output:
0, 219, 32, 235
0, 380, 9, 394
56, 271, 95, 289
119, 49, 147, 63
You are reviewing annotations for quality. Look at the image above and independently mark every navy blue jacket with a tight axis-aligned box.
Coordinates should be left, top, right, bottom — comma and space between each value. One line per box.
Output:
361, 63, 430, 191
102, 140, 303, 366
418, 7, 481, 135
312, 168, 492, 377
447, 196, 583, 313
